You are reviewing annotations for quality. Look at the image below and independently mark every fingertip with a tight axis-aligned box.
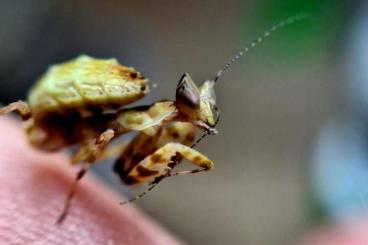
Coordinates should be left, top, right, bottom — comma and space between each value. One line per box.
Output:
0, 117, 182, 244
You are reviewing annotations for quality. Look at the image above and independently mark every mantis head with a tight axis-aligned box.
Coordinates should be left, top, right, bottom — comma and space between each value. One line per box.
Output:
175, 73, 218, 131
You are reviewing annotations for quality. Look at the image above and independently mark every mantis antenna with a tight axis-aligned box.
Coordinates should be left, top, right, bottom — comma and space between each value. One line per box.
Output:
213, 13, 315, 83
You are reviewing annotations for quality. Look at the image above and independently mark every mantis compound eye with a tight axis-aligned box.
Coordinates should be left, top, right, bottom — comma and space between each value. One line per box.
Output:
175, 73, 201, 118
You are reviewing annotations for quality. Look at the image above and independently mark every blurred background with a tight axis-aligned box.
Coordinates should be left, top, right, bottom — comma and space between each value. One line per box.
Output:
2, 0, 368, 244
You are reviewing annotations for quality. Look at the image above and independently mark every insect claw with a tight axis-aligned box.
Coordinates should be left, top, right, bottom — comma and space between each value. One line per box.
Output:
207, 127, 218, 135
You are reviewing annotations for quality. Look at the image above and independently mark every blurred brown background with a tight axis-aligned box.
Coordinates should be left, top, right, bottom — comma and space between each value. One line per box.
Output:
0, 0, 357, 244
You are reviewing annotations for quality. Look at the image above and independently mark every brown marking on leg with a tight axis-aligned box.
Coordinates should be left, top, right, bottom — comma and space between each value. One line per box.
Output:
124, 176, 140, 185
113, 129, 161, 184
171, 131, 180, 139
185, 133, 195, 143
136, 165, 159, 177
72, 129, 115, 164
150, 153, 161, 163
113, 145, 134, 179
141, 137, 154, 149
199, 160, 213, 169
193, 156, 202, 162
131, 153, 147, 164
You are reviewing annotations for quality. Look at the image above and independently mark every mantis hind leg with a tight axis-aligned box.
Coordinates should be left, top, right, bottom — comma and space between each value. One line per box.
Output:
55, 162, 90, 225
0, 100, 31, 120
56, 129, 115, 225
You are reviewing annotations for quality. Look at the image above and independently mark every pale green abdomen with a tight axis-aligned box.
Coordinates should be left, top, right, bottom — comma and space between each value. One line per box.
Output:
28, 55, 149, 117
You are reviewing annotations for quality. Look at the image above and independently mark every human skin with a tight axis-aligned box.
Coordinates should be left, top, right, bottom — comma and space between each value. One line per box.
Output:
300, 220, 368, 245
0, 117, 182, 244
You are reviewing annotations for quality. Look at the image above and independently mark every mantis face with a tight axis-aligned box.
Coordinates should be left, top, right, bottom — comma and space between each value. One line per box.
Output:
175, 73, 218, 131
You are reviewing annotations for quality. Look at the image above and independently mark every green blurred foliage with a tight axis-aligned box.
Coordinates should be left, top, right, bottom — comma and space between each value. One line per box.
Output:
241, 0, 349, 69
